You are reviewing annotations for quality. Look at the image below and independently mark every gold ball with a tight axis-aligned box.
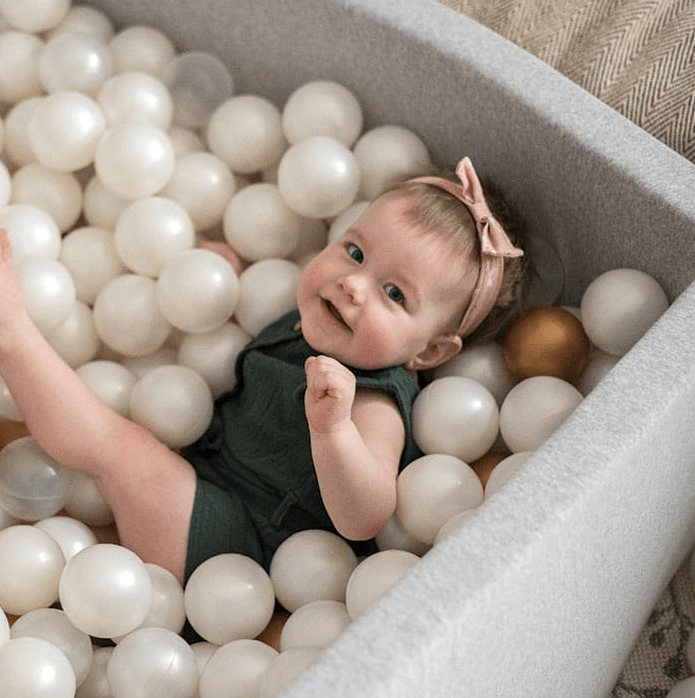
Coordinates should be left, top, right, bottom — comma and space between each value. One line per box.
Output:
502, 306, 590, 382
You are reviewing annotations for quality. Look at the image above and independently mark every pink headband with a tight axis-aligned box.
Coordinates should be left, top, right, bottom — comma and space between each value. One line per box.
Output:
411, 157, 524, 338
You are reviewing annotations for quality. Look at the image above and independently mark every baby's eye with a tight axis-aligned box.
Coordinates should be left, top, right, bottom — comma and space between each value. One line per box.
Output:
347, 243, 364, 263
385, 283, 405, 304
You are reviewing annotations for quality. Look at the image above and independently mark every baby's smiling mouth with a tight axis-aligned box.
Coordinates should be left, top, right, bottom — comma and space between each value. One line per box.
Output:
323, 299, 351, 331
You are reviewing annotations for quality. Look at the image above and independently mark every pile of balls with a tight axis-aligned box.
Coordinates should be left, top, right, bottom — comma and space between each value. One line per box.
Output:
0, 0, 675, 696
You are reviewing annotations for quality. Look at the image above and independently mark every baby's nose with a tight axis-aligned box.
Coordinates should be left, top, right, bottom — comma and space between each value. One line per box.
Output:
340, 273, 367, 304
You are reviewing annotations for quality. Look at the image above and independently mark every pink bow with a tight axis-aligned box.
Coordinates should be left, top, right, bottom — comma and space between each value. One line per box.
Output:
411, 157, 523, 338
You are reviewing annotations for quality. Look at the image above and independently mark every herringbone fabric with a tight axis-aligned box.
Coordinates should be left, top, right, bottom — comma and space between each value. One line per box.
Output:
437, 0, 695, 162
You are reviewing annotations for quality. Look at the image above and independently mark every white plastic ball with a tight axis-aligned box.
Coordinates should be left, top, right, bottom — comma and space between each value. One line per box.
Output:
108, 25, 176, 76
82, 175, 130, 229
280, 599, 351, 651
60, 226, 126, 305
46, 300, 101, 368
0, 637, 76, 698
121, 346, 178, 379
4, 97, 43, 168
107, 627, 198, 698
223, 183, 302, 261
270, 529, 359, 612
575, 348, 620, 395
0, 435, 68, 521
345, 549, 420, 620
434, 342, 517, 406
176, 322, 251, 398
282, 80, 363, 147
128, 563, 186, 636
74, 646, 112, 698
76, 360, 137, 417
34, 515, 98, 561
28, 91, 106, 172
0, 31, 43, 104
156, 249, 239, 334
374, 513, 431, 556
434, 508, 478, 545
327, 200, 369, 244
207, 94, 287, 174
277, 135, 360, 218
160, 151, 236, 231
129, 364, 214, 449
184, 553, 275, 645
484, 451, 533, 498
59, 543, 152, 638
0, 501, 19, 531
500, 376, 583, 452
396, 454, 484, 545
10, 608, 93, 687
0, 164, 10, 210
98, 70, 173, 128
0, 525, 65, 615
114, 197, 195, 277
291, 217, 329, 265
46, 5, 115, 43
0, 0, 70, 33
93, 274, 172, 356
353, 125, 432, 199
168, 125, 205, 156
235, 258, 301, 337
39, 31, 112, 95
198, 639, 278, 698
16, 255, 75, 335
62, 469, 114, 527
0, 202, 62, 261
580, 268, 669, 356
258, 646, 323, 698
190, 641, 216, 681
411, 376, 500, 463
162, 51, 235, 129
11, 162, 82, 232
94, 122, 175, 199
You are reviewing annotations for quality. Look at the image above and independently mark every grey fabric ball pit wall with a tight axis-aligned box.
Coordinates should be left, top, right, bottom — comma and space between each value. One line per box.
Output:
85, 1, 695, 695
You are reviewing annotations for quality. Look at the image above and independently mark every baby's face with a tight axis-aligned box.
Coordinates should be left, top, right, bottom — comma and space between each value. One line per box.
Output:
297, 191, 476, 370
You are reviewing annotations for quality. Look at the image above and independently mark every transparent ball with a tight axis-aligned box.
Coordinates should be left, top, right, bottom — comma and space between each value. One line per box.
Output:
162, 51, 235, 129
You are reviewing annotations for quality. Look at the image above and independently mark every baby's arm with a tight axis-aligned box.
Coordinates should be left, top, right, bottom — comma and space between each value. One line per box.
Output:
304, 355, 405, 540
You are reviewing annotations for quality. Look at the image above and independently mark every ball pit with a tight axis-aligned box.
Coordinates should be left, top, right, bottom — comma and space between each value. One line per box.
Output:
0, 0, 693, 696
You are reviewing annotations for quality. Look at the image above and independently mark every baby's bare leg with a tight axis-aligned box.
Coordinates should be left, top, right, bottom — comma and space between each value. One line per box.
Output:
0, 230, 195, 581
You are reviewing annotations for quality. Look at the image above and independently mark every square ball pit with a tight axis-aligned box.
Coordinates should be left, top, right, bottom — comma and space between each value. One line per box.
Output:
83, 0, 695, 695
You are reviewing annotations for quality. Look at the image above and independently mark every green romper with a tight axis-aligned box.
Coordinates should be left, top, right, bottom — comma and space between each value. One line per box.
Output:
182, 309, 423, 581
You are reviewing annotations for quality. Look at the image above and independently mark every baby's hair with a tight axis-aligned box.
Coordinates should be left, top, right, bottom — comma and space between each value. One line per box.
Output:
385, 169, 535, 346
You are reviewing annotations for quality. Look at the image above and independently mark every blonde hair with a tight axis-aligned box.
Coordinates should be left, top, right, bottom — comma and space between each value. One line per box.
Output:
386, 174, 534, 346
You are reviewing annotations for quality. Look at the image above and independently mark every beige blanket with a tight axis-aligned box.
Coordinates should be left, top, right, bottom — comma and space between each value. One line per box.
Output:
437, 2, 695, 695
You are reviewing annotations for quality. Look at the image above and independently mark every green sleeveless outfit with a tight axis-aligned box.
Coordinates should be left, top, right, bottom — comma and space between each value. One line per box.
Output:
182, 309, 423, 581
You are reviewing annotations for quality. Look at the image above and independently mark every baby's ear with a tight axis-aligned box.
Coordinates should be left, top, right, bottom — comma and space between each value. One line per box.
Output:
405, 334, 462, 372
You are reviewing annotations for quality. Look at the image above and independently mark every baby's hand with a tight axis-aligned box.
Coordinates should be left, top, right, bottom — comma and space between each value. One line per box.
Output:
304, 355, 356, 434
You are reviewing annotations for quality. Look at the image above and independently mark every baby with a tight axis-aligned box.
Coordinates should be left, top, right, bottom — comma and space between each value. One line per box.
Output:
0, 156, 530, 584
